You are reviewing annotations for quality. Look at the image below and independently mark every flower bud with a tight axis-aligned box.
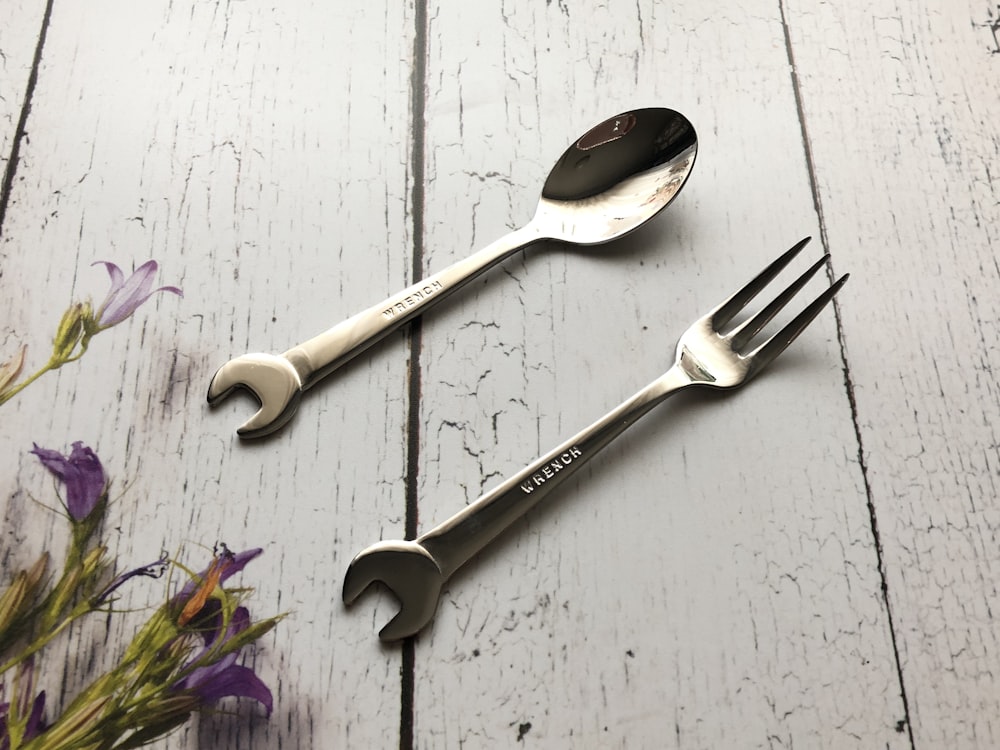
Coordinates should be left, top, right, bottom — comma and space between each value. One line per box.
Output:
81, 545, 108, 577
0, 344, 26, 397
50, 301, 93, 364
36, 695, 110, 747
113, 696, 197, 750
44, 564, 82, 627
0, 553, 50, 639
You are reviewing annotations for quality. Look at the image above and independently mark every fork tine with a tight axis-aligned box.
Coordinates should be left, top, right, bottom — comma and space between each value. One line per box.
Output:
729, 253, 830, 351
746, 273, 849, 374
712, 237, 811, 328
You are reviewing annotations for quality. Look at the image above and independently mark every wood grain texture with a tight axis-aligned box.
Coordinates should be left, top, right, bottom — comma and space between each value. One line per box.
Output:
407, 1, 905, 747
0, 1, 417, 747
785, 0, 1000, 745
2, 0, 997, 747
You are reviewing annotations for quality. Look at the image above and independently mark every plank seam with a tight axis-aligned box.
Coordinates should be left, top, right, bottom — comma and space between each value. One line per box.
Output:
777, 1, 916, 747
401, 0, 429, 748
0, 0, 55, 239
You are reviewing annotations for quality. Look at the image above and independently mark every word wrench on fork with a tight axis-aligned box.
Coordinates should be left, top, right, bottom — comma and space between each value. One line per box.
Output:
343, 238, 848, 641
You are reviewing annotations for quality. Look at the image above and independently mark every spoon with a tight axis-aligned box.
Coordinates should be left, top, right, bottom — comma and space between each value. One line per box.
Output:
207, 107, 698, 438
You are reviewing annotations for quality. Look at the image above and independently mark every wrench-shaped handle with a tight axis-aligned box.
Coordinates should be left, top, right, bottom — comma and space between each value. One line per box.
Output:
208, 225, 540, 437
418, 367, 692, 577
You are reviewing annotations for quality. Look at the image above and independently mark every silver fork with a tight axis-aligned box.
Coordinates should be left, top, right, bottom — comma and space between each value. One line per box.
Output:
343, 237, 848, 641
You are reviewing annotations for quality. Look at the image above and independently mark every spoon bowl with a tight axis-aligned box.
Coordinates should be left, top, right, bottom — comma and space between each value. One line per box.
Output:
534, 108, 697, 244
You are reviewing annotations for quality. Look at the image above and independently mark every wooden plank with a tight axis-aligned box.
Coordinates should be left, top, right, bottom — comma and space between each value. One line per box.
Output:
0, 1, 46, 183
5, 0, 992, 747
0, 1, 416, 747
408, 1, 906, 747
784, 0, 1000, 744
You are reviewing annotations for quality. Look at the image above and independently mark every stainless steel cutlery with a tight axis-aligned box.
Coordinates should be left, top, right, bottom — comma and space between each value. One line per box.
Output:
204, 107, 848, 641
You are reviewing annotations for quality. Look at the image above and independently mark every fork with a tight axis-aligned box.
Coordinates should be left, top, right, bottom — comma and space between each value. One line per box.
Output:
343, 237, 848, 641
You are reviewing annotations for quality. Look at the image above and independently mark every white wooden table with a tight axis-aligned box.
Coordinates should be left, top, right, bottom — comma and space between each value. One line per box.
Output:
2, 1, 998, 747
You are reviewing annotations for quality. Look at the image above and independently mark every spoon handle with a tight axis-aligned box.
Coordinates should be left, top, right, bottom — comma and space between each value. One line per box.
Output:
283, 225, 542, 389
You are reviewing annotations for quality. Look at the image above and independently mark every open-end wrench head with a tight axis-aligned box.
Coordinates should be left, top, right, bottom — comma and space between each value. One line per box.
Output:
342, 539, 445, 642
206, 353, 303, 439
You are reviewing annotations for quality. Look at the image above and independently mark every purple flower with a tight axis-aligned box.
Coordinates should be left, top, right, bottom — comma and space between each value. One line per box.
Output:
170, 547, 273, 714
174, 604, 273, 715
92, 260, 182, 329
30, 442, 106, 522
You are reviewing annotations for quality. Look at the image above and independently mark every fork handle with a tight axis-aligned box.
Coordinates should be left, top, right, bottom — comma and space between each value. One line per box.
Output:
418, 365, 693, 579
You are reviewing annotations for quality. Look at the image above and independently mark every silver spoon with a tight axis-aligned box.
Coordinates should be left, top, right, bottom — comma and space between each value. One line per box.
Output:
207, 108, 698, 438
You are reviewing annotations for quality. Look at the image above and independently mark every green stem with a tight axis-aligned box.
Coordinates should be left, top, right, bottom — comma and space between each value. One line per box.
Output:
0, 337, 93, 407
0, 364, 54, 406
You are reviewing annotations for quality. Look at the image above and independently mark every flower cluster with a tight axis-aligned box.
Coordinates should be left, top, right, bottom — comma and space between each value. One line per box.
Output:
0, 260, 282, 749
0, 261, 181, 406
0, 444, 282, 749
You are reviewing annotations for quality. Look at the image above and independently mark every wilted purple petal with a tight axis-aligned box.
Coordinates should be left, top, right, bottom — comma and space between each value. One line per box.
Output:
176, 606, 273, 715
93, 260, 182, 328
30, 441, 106, 521
175, 546, 263, 603
0, 692, 45, 748
186, 665, 273, 715
202, 600, 249, 648
23, 692, 45, 742
93, 554, 169, 605
214, 547, 261, 585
